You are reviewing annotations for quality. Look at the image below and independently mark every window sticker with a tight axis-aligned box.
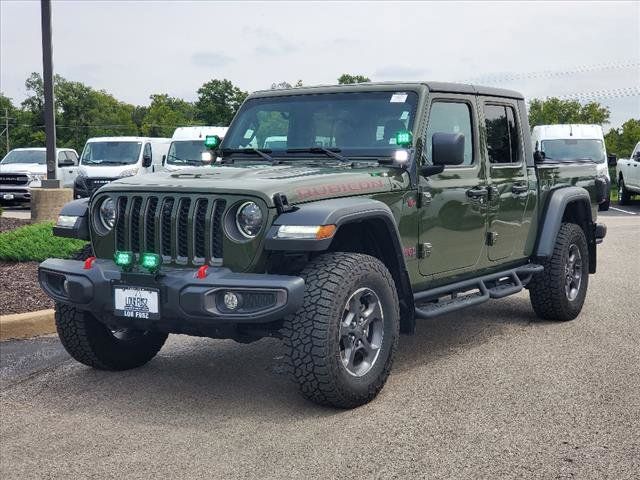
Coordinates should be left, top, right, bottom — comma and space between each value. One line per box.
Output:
400, 111, 409, 120
390, 93, 408, 103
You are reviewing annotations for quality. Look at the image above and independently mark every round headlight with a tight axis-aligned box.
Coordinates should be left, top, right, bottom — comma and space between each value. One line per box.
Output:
235, 201, 263, 238
98, 197, 116, 231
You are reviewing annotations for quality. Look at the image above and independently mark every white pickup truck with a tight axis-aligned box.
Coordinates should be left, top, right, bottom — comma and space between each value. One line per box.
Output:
0, 147, 79, 205
616, 141, 640, 205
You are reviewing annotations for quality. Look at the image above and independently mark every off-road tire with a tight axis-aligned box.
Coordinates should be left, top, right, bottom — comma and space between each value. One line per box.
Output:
529, 223, 589, 321
282, 252, 399, 409
55, 303, 168, 371
618, 177, 631, 205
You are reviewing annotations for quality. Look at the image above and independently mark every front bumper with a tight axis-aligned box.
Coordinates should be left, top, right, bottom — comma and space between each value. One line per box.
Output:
38, 259, 305, 329
0, 186, 31, 203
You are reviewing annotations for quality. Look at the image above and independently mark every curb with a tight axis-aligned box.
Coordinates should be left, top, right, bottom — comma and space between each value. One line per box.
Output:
0, 309, 55, 341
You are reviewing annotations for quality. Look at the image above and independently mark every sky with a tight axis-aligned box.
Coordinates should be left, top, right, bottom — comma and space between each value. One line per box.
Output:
1, 0, 639, 127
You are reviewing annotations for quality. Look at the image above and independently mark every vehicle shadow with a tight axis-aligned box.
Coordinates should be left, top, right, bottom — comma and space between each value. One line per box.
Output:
8, 295, 550, 421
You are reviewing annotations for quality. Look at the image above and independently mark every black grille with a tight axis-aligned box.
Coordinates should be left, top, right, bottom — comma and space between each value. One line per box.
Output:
108, 194, 226, 265
86, 177, 115, 194
0, 174, 29, 186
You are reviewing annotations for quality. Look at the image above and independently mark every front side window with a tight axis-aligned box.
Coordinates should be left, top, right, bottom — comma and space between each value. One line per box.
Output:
223, 91, 419, 158
425, 101, 474, 166
167, 140, 210, 166
0, 150, 46, 165
80, 142, 142, 166
540, 139, 606, 163
484, 104, 520, 164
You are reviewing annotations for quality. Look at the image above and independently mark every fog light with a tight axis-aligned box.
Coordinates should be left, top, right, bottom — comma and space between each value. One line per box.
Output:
224, 292, 240, 310
114, 250, 134, 268
140, 252, 162, 272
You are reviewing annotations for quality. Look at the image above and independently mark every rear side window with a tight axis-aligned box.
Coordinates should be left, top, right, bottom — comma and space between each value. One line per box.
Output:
484, 104, 520, 164
425, 101, 473, 165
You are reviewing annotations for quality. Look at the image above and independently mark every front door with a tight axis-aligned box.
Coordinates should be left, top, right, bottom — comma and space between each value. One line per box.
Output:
419, 95, 488, 277
480, 100, 530, 261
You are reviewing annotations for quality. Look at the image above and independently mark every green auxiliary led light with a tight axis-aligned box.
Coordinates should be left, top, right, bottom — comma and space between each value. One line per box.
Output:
204, 135, 221, 148
114, 251, 134, 267
140, 252, 162, 271
395, 130, 413, 147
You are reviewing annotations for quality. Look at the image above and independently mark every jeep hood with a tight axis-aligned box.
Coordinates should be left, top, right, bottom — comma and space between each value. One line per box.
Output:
101, 163, 404, 207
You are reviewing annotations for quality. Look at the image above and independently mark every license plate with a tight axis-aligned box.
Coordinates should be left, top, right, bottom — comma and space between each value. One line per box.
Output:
114, 286, 160, 320
2, 194, 14, 200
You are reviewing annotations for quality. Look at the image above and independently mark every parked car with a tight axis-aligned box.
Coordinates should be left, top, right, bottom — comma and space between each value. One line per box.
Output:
42, 82, 606, 409
164, 126, 228, 172
616, 141, 640, 204
74, 137, 171, 198
531, 124, 611, 210
0, 147, 79, 205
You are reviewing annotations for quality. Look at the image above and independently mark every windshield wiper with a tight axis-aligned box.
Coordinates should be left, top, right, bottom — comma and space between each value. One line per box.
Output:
167, 154, 202, 165
220, 148, 276, 164
286, 147, 349, 163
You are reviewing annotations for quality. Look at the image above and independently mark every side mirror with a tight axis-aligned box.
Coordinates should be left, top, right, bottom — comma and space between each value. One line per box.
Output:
534, 150, 545, 163
162, 154, 166, 165
432, 132, 465, 166
142, 152, 152, 168
607, 154, 617, 167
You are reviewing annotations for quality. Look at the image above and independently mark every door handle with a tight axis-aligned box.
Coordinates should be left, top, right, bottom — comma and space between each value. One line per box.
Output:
466, 186, 488, 199
512, 183, 528, 194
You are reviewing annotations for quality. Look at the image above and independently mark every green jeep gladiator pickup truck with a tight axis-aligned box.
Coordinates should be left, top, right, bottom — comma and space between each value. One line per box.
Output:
40, 82, 607, 408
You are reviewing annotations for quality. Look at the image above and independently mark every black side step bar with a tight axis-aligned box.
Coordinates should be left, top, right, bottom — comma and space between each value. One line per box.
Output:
414, 263, 543, 319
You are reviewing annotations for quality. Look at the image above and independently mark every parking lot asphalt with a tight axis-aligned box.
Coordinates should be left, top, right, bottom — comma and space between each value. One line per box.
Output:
1, 215, 639, 479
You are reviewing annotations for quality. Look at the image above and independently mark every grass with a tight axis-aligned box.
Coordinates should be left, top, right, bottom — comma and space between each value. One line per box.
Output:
0, 222, 87, 262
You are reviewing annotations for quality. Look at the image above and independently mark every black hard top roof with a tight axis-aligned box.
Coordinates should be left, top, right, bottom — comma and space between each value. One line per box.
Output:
250, 81, 524, 100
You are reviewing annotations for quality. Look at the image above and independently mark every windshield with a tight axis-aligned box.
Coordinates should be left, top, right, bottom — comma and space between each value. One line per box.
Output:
166, 140, 210, 165
0, 150, 46, 165
80, 141, 142, 165
223, 91, 420, 158
541, 139, 605, 163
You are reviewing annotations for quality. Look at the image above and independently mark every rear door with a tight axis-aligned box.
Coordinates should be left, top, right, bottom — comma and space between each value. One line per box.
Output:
480, 99, 529, 262
418, 94, 488, 277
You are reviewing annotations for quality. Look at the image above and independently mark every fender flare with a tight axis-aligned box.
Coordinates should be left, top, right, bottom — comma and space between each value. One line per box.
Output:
535, 186, 593, 258
52, 198, 90, 240
265, 197, 416, 333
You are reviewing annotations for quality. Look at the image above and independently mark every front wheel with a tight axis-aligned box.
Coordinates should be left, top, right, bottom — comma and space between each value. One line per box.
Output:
529, 223, 589, 321
282, 252, 399, 409
55, 303, 168, 371
618, 177, 631, 205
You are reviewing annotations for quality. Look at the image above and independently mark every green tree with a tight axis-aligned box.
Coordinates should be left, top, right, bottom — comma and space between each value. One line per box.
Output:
337, 74, 370, 84
141, 94, 198, 137
194, 79, 248, 126
528, 97, 610, 127
19, 72, 138, 152
604, 119, 640, 158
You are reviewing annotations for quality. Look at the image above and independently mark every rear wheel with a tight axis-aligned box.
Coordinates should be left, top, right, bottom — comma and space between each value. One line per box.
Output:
618, 177, 631, 205
529, 223, 589, 321
55, 303, 167, 371
282, 252, 399, 409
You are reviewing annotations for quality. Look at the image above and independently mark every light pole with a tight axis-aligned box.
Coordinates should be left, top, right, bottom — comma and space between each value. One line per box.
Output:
40, 0, 59, 188
31, 0, 72, 223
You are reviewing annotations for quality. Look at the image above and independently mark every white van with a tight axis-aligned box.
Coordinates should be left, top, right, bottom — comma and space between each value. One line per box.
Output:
531, 124, 611, 210
74, 136, 170, 198
0, 147, 79, 205
164, 126, 228, 171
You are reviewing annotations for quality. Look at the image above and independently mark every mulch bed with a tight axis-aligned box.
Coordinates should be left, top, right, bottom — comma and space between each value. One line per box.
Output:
0, 261, 53, 315
0, 218, 30, 234
1, 218, 54, 315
